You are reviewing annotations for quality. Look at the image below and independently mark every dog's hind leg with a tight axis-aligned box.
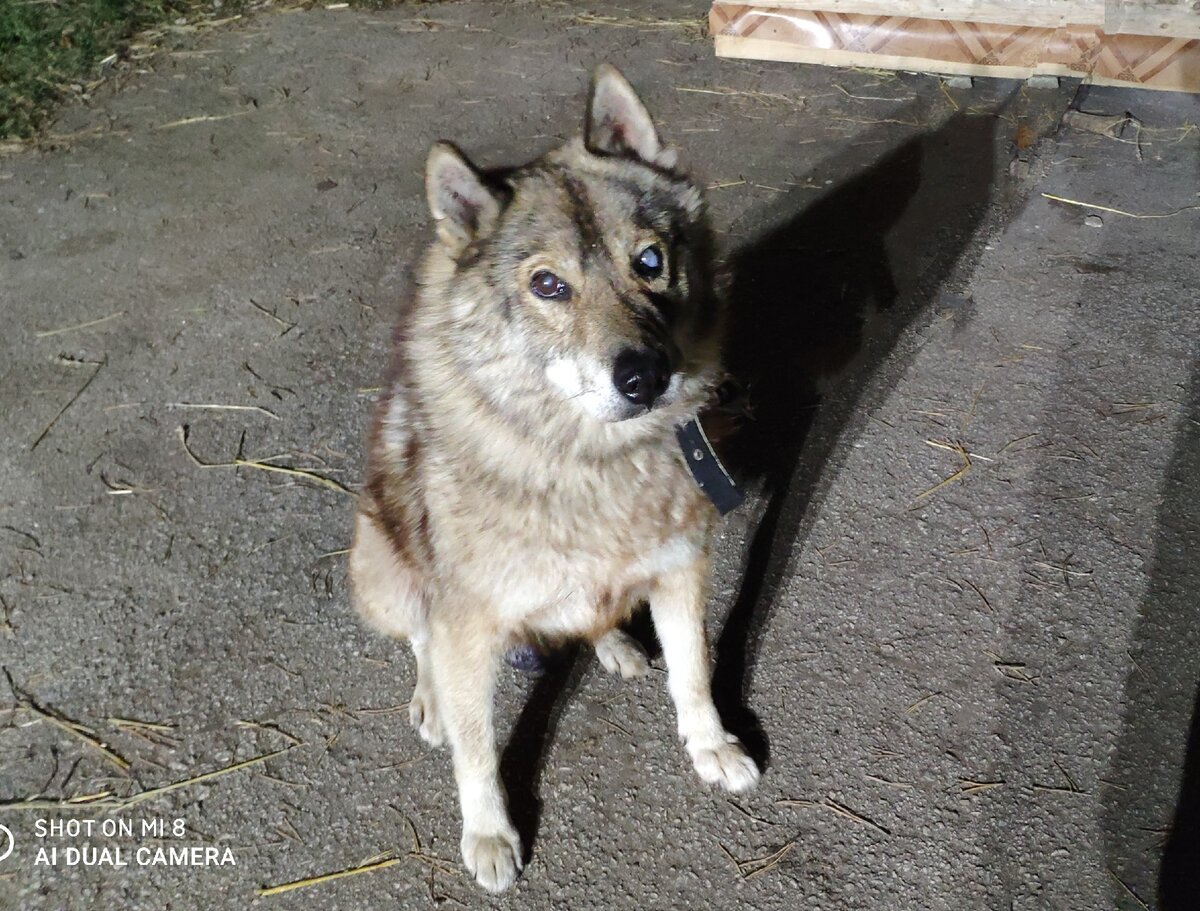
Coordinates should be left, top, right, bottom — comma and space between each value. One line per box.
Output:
594, 629, 650, 678
428, 603, 522, 893
349, 512, 442, 745
650, 557, 760, 794
408, 634, 445, 746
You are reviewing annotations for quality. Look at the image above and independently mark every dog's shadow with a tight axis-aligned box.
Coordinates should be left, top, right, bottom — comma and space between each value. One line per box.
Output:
714, 108, 1002, 761
501, 107, 1002, 853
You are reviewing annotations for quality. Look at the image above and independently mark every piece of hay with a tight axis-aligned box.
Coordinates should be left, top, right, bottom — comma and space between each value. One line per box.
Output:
776, 796, 891, 835
108, 716, 179, 749
5, 672, 129, 772
257, 853, 401, 897
178, 425, 354, 497
166, 403, 279, 419
959, 779, 1005, 795
1042, 193, 1200, 219
30, 357, 106, 451
0, 745, 296, 812
718, 840, 796, 880
914, 440, 972, 503
154, 111, 252, 131
34, 311, 126, 338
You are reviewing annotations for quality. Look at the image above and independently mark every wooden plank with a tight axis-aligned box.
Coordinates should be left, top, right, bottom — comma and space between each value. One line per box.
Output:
746, 0, 1200, 36
711, 5, 1200, 93
1107, 0, 1200, 38
746, 0, 1104, 28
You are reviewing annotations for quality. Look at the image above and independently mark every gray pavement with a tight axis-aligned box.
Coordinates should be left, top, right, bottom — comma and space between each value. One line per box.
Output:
1, 3, 1198, 909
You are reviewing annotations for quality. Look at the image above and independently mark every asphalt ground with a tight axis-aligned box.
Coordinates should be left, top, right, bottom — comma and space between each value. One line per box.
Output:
1, 3, 1198, 909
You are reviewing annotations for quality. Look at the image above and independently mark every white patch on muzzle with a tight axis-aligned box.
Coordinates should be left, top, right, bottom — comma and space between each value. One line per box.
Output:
545, 356, 642, 422
545, 358, 584, 399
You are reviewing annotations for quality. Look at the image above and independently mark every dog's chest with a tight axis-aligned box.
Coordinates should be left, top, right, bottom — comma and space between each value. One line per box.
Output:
474, 455, 712, 634
509, 531, 700, 639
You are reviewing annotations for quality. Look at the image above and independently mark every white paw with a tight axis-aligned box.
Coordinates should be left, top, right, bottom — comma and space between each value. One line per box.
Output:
462, 827, 523, 893
408, 688, 445, 747
594, 630, 650, 679
688, 735, 760, 793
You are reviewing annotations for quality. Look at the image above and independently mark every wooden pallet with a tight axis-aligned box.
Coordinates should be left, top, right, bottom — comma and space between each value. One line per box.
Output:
710, 3, 1200, 92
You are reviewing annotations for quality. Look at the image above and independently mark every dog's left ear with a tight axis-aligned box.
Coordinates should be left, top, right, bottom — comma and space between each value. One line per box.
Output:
586, 64, 678, 170
425, 141, 502, 251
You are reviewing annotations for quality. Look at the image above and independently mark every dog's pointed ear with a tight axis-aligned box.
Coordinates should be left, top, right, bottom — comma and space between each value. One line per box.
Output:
425, 142, 501, 250
586, 64, 677, 169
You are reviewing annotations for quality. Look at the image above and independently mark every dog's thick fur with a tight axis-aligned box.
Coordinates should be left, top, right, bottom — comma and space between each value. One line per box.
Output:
349, 65, 758, 892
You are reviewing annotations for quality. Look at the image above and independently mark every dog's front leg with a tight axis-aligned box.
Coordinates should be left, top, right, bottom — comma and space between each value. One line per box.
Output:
428, 606, 522, 892
650, 559, 760, 793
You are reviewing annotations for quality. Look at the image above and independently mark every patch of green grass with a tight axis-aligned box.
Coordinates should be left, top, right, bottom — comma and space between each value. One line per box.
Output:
0, 0, 192, 139
0, 0, 437, 141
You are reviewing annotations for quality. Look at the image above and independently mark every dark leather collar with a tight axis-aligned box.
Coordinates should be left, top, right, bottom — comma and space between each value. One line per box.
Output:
676, 418, 744, 516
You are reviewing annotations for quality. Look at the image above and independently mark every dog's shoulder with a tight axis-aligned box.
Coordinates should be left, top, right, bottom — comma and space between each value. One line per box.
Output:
361, 342, 434, 571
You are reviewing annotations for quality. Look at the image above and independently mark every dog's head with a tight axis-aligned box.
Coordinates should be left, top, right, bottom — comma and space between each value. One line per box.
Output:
421, 65, 721, 428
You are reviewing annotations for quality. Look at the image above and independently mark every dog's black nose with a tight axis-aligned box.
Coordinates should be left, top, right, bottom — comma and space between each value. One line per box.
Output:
613, 347, 670, 407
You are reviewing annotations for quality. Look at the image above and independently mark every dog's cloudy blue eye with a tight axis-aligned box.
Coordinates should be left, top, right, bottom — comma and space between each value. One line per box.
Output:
531, 270, 570, 301
634, 245, 663, 279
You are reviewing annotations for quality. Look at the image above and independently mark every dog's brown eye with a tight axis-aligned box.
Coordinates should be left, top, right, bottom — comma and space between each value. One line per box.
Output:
530, 270, 571, 301
633, 245, 664, 280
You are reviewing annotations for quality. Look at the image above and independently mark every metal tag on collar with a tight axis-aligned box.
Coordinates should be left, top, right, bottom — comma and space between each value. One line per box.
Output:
676, 418, 744, 516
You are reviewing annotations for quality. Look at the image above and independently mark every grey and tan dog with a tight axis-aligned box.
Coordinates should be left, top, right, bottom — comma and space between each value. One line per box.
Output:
349, 65, 758, 892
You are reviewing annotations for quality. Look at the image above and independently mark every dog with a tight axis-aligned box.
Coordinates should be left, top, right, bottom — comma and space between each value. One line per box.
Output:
349, 64, 759, 892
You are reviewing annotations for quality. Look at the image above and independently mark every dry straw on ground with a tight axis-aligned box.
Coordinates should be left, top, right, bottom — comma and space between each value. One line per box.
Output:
178, 425, 355, 497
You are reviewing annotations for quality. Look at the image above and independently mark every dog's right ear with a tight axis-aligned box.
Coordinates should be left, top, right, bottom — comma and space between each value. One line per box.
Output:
586, 64, 678, 170
425, 142, 501, 251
